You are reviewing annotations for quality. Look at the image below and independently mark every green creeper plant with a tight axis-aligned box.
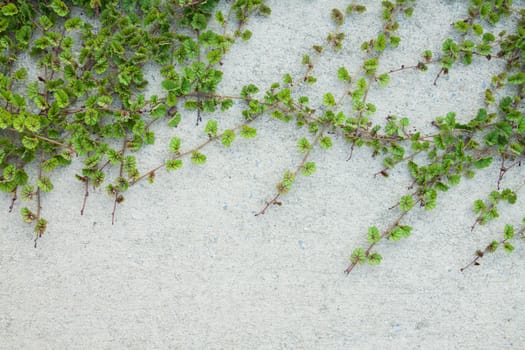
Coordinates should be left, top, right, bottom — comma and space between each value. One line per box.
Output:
0, 0, 270, 245
1, 0, 524, 277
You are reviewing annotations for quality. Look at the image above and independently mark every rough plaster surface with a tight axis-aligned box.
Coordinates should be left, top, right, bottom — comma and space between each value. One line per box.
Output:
1, 1, 525, 349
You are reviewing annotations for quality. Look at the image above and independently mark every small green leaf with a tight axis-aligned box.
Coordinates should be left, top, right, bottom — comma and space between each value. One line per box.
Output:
54, 89, 69, 108
239, 125, 256, 138
205, 119, 218, 137
161, 79, 178, 91
367, 252, 382, 265
331, 8, 344, 25
503, 242, 514, 253
374, 33, 387, 52
337, 67, 351, 83
221, 129, 236, 147
190, 151, 206, 165
363, 58, 378, 74
1, 4, 18, 16
301, 162, 316, 176
169, 137, 181, 153
503, 224, 514, 240
319, 136, 332, 149
37, 177, 54, 192
350, 248, 366, 265
21, 207, 35, 223
168, 113, 182, 128
49, 0, 69, 17
377, 73, 390, 87
14, 68, 28, 80
151, 104, 167, 118
21, 185, 34, 201
488, 240, 499, 253
508, 73, 525, 85
473, 199, 486, 214
367, 226, 380, 243
297, 137, 311, 153
65, 17, 82, 31
323, 93, 336, 107
474, 157, 493, 169
241, 30, 252, 41
191, 13, 207, 31
166, 159, 183, 171
399, 195, 414, 211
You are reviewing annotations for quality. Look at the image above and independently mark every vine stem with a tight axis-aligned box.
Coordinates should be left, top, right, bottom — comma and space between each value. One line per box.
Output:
34, 150, 44, 248
344, 210, 409, 275
130, 107, 275, 186
111, 139, 127, 225
255, 127, 326, 216
460, 226, 525, 272
80, 177, 89, 216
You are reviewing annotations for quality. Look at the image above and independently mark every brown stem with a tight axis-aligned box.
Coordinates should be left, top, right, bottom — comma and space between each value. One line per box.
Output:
344, 210, 409, 274
255, 128, 326, 216
254, 193, 281, 216
111, 140, 127, 225
8, 189, 17, 213
80, 177, 89, 216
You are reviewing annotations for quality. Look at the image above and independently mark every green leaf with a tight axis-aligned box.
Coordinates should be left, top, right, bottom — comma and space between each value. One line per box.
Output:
377, 73, 390, 87
190, 151, 206, 165
337, 67, 351, 83
374, 33, 387, 52
301, 162, 316, 176
161, 79, 178, 91
390, 36, 400, 48
319, 136, 332, 149
169, 137, 181, 153
205, 120, 218, 137
503, 224, 514, 240
37, 177, 54, 192
474, 157, 493, 169
168, 113, 182, 128
508, 73, 525, 85
488, 240, 499, 253
241, 30, 252, 41
221, 129, 236, 147
54, 89, 69, 108
221, 99, 233, 111
503, 242, 514, 253
14, 68, 28, 80
21, 207, 35, 223
399, 195, 414, 211
166, 159, 183, 171
1, 4, 18, 16
239, 125, 256, 138
65, 17, 82, 31
363, 58, 378, 74
84, 109, 99, 126
297, 137, 311, 153
191, 13, 207, 31
215, 11, 225, 25
367, 226, 380, 243
367, 252, 382, 265
473, 200, 486, 214
50, 0, 69, 17
323, 93, 336, 107
21, 185, 34, 201
151, 104, 167, 118
33, 95, 49, 110
350, 248, 366, 265
240, 84, 259, 98
331, 8, 344, 25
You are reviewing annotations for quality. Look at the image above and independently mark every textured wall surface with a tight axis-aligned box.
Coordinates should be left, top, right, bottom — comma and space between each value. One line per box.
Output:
1, 1, 524, 349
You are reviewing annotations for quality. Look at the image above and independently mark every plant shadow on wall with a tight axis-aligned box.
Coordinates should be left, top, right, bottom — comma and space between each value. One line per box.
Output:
0, 0, 524, 275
